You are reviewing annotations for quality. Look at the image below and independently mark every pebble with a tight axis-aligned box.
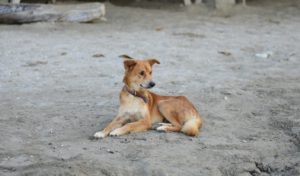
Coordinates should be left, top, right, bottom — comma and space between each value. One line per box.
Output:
255, 51, 273, 58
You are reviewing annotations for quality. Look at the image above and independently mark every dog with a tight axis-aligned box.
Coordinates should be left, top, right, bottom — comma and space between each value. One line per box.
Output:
94, 55, 203, 138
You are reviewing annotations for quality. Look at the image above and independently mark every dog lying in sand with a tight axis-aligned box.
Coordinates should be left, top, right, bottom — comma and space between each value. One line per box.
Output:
94, 55, 202, 138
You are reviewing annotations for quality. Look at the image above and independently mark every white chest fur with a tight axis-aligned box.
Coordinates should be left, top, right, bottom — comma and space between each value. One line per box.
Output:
118, 94, 148, 120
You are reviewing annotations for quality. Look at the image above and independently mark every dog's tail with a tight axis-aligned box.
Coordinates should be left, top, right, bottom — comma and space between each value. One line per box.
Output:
181, 117, 202, 136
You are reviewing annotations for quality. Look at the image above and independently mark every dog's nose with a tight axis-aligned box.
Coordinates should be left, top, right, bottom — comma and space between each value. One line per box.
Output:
149, 81, 155, 88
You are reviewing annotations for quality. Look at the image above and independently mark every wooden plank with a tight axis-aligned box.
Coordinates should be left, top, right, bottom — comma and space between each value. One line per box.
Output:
183, 0, 192, 6
215, 0, 235, 9
0, 3, 105, 24
243, 0, 247, 7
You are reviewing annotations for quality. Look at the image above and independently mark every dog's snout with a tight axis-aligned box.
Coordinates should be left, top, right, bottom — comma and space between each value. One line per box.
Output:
149, 81, 155, 88
141, 81, 156, 89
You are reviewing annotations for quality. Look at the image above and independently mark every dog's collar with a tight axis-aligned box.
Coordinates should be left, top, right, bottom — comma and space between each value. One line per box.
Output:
124, 86, 148, 103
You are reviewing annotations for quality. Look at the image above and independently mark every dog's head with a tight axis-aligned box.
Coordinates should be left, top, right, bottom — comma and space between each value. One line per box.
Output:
122, 56, 160, 91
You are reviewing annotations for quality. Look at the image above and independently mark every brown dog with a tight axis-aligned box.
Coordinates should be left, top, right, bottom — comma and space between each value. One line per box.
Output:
94, 56, 202, 138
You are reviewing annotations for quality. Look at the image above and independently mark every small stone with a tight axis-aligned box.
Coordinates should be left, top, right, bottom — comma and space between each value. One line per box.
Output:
218, 51, 232, 56
255, 51, 273, 58
107, 149, 114, 154
93, 54, 105, 58
155, 27, 163, 31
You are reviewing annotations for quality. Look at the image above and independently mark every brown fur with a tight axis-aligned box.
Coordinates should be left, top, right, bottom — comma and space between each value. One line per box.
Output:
94, 57, 203, 138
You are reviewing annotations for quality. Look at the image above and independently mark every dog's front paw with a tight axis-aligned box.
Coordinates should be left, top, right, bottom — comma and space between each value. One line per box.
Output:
109, 128, 123, 136
94, 131, 107, 138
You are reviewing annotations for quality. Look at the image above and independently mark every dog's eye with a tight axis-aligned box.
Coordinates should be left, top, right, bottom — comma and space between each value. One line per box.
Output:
150, 71, 152, 75
140, 71, 145, 76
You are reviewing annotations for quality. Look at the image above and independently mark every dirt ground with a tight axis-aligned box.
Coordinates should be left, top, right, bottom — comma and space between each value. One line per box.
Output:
0, 0, 300, 175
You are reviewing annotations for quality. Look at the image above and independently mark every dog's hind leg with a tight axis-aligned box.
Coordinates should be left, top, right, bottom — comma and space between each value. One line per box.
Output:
157, 98, 202, 136
156, 123, 181, 132
156, 102, 182, 133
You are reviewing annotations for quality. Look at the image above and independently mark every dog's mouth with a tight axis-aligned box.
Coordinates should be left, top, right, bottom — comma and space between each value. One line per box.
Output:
140, 81, 155, 89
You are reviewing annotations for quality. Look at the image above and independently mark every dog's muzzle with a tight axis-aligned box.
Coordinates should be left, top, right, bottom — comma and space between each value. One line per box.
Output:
141, 81, 155, 89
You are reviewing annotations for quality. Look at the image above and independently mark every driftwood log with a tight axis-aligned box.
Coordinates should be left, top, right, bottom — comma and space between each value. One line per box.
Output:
0, 3, 105, 24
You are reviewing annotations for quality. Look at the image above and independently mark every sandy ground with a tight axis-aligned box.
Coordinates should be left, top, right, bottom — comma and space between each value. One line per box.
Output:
0, 0, 300, 175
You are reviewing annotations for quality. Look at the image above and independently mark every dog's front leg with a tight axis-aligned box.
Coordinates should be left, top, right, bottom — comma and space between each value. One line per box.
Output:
94, 116, 125, 138
110, 117, 151, 136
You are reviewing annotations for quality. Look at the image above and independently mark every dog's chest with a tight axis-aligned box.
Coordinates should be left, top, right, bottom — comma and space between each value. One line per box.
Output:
118, 95, 147, 119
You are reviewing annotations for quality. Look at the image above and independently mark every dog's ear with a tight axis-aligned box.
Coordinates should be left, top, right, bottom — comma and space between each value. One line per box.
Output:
147, 59, 160, 66
124, 60, 137, 71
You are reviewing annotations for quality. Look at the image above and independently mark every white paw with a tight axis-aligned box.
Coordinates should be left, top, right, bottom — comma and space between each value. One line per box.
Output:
158, 123, 172, 127
156, 125, 168, 132
94, 131, 106, 138
109, 128, 123, 136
